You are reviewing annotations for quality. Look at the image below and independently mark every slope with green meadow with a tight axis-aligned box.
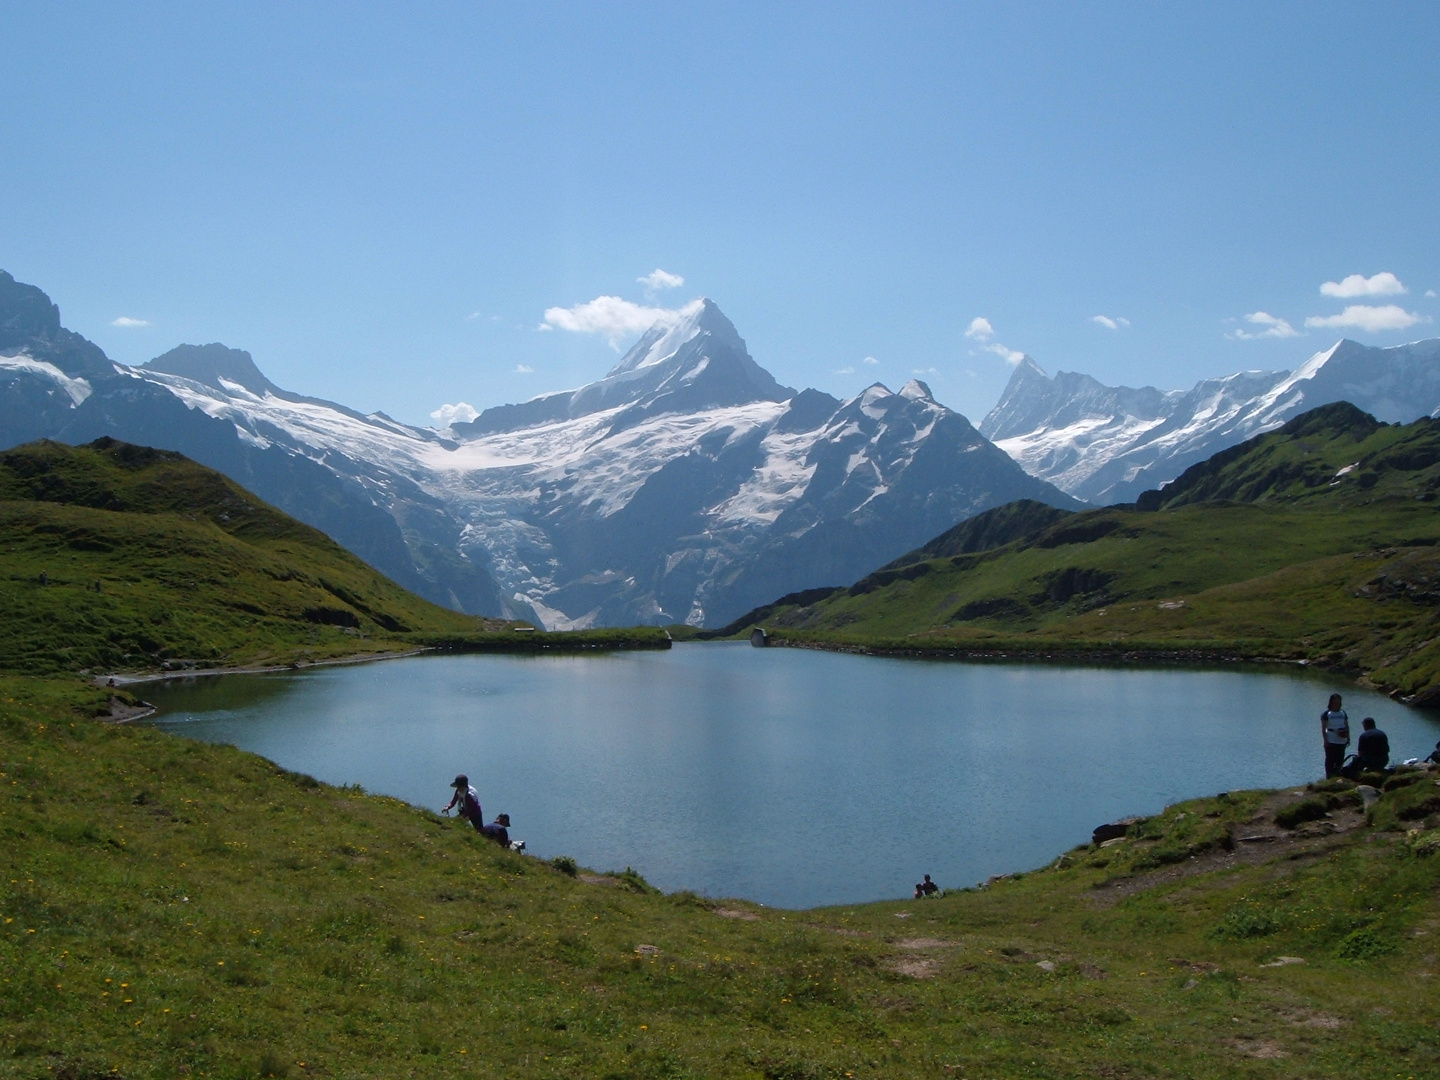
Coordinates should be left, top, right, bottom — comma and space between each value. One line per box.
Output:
723, 403, 1440, 701
3, 677, 1438, 1079
0, 438, 669, 679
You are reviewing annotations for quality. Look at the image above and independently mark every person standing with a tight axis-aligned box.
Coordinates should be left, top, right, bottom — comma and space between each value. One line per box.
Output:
1321, 694, 1350, 778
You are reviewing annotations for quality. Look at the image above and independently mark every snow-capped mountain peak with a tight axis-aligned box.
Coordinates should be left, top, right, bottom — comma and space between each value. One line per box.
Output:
982, 335, 1440, 504
0, 270, 1079, 629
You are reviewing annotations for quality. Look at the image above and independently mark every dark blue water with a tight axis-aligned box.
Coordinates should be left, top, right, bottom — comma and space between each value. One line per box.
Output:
144, 644, 1440, 909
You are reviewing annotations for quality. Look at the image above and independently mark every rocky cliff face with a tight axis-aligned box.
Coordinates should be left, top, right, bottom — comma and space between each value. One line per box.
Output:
981, 338, 1440, 504
0, 271, 1078, 627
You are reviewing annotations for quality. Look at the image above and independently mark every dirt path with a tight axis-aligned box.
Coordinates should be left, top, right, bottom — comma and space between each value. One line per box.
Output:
1088, 787, 1373, 906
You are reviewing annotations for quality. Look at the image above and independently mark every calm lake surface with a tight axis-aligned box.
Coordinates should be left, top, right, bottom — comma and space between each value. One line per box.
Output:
145, 644, 1440, 909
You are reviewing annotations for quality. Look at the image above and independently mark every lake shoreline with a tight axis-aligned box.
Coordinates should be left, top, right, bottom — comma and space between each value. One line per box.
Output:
760, 634, 1438, 704
94, 647, 436, 692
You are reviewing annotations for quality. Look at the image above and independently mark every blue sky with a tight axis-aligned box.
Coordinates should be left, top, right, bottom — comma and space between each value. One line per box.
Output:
3, 2, 1438, 427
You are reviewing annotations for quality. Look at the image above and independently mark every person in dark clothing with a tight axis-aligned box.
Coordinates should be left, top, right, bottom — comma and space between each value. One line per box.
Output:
480, 812, 511, 847
1427, 740, 1440, 766
1320, 694, 1350, 778
1353, 718, 1390, 774
920, 874, 939, 897
442, 774, 485, 832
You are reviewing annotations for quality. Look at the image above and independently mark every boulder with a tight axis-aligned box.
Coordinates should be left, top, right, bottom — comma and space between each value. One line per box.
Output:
1092, 817, 1143, 845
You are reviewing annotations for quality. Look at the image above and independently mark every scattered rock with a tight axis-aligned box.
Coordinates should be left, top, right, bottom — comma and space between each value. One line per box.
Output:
1356, 785, 1381, 807
1092, 817, 1143, 845
1168, 958, 1221, 973
1099, 836, 1128, 849
1259, 956, 1305, 968
634, 944, 660, 956
1036, 960, 1056, 972
893, 912, 912, 919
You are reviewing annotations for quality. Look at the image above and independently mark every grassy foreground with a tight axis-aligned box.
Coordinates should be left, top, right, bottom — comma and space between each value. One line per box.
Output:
3, 677, 1438, 1079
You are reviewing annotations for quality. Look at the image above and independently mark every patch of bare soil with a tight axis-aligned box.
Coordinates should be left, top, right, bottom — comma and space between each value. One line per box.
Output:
1090, 789, 1369, 907
711, 907, 760, 920
578, 873, 621, 886
1225, 1037, 1289, 1059
882, 938, 958, 979
1279, 1008, 1345, 1029
886, 957, 941, 979
105, 696, 156, 723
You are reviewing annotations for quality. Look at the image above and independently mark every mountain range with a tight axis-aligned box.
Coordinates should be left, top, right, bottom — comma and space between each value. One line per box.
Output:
981, 337, 1440, 504
0, 271, 1075, 628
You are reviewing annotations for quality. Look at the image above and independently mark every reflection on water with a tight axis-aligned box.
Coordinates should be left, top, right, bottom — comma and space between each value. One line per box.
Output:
145, 644, 1440, 909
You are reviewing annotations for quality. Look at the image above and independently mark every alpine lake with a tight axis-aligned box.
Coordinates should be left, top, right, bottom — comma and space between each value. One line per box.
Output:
143, 643, 1440, 910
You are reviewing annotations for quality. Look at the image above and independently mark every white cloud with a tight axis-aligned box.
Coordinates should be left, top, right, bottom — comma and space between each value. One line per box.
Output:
863, 356, 879, 365
542, 296, 700, 346
1090, 315, 1130, 330
964, 317, 994, 340
912, 367, 940, 375
1428, 289, 1437, 299
111, 316, 150, 328
1319, 272, 1406, 299
834, 366, 855, 375
430, 402, 479, 427
1304, 304, 1426, 332
1229, 311, 1300, 340
464, 311, 482, 321
514, 364, 534, 374
963, 317, 1024, 363
637, 269, 684, 291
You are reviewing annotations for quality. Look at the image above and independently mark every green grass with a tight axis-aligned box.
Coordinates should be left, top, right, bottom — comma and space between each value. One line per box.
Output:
0, 439, 672, 677
3, 677, 1438, 1078
0, 439, 502, 675
720, 405, 1440, 699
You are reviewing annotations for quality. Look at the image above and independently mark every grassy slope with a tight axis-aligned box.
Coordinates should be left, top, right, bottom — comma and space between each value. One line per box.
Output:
0, 439, 672, 677
3, 679, 1438, 1079
0, 438, 497, 675
729, 405, 1440, 699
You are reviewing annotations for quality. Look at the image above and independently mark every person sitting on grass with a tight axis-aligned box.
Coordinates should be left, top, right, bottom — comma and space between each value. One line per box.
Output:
1427, 739, 1440, 766
481, 812, 511, 847
920, 874, 939, 897
1343, 718, 1390, 779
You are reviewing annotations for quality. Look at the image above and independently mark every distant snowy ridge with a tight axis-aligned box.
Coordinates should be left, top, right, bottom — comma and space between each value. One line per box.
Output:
0, 272, 1077, 628
981, 338, 1440, 504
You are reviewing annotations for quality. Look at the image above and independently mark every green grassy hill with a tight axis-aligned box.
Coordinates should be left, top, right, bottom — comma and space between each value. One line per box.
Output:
2, 420, 1438, 1078
3, 677, 1437, 1078
721, 403, 1440, 701
0, 438, 507, 676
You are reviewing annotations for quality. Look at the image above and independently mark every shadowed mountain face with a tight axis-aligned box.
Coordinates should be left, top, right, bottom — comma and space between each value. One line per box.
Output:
982, 338, 1440, 505
0, 271, 1077, 627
